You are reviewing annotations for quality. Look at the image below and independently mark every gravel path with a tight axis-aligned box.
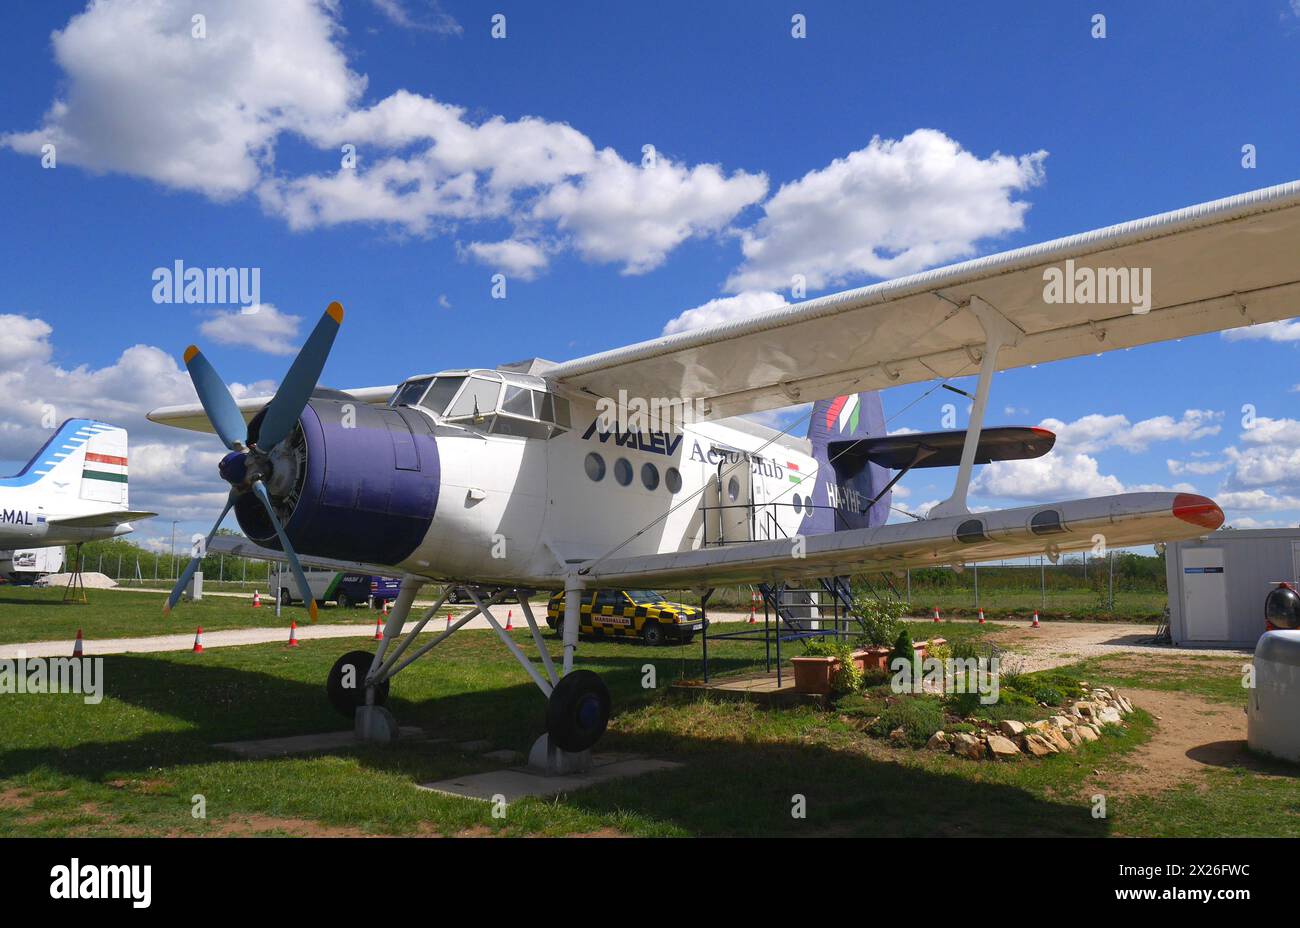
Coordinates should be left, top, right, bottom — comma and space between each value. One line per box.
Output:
979, 619, 1252, 672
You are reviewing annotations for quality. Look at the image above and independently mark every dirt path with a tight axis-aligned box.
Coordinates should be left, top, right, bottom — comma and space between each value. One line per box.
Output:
983, 619, 1249, 673
1098, 688, 1246, 797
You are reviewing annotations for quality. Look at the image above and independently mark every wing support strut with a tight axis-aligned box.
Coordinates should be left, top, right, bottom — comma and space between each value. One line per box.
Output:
928, 296, 1023, 520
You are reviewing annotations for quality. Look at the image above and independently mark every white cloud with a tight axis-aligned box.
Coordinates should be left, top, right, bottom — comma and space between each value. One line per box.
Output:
662, 290, 788, 336
4, 1, 764, 278
4, 0, 361, 200
461, 239, 551, 280
199, 303, 302, 356
1040, 409, 1221, 455
1167, 458, 1226, 476
973, 451, 1124, 500
534, 150, 768, 275
370, 0, 462, 35
1215, 490, 1300, 511
0, 313, 274, 522
725, 130, 1047, 292
1222, 318, 1300, 343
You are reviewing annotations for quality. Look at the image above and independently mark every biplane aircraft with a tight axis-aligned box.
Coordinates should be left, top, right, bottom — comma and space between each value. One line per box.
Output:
149, 179, 1300, 760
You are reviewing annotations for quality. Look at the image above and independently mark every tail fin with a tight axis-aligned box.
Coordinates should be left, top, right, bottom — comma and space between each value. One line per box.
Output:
801, 393, 891, 534
0, 420, 130, 509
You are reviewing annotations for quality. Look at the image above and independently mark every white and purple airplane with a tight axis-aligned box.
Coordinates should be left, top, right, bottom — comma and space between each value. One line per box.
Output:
149, 179, 1300, 757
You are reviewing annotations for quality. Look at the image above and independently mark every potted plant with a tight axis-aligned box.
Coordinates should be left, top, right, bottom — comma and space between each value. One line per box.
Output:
852, 596, 907, 671
793, 639, 863, 695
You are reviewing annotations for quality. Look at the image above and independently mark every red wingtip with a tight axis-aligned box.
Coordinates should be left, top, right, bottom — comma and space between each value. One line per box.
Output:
1172, 493, 1224, 530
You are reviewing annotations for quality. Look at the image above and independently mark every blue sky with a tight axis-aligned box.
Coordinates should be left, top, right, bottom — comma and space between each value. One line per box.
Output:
1, 0, 1299, 549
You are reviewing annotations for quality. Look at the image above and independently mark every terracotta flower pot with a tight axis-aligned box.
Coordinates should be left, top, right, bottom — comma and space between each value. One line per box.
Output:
853, 647, 891, 672
791, 656, 840, 695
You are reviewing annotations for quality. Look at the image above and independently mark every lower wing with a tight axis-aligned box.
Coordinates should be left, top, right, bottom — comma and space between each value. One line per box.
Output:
47, 510, 157, 529
578, 492, 1220, 589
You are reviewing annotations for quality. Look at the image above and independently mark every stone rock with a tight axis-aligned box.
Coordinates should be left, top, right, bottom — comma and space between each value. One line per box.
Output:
889, 726, 908, 743
998, 719, 1027, 737
1029, 719, 1054, 732
1043, 727, 1072, 752
987, 735, 1019, 759
951, 732, 983, 759
1067, 729, 1083, 747
1021, 733, 1056, 757
1051, 715, 1074, 729
1075, 725, 1099, 742
1118, 695, 1134, 714
926, 731, 950, 751
1097, 707, 1123, 725
1073, 701, 1096, 719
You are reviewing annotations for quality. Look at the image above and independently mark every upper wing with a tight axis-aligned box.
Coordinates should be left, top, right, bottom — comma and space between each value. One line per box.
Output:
148, 386, 396, 435
579, 492, 1220, 589
48, 510, 156, 528
547, 180, 1300, 420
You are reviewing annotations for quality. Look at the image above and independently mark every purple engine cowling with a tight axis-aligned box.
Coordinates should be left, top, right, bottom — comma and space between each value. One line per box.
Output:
234, 397, 440, 565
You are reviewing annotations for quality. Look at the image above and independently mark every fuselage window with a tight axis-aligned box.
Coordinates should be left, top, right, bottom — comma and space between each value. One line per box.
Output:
956, 519, 988, 544
641, 462, 659, 491
665, 467, 682, 493
792, 493, 802, 511
727, 476, 741, 502
614, 458, 633, 486
585, 452, 606, 482
1030, 509, 1065, 535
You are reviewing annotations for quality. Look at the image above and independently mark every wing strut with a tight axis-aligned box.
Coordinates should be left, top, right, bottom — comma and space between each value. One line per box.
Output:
929, 295, 1023, 519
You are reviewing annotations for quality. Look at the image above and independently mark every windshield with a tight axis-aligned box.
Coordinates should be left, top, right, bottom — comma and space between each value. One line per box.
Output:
625, 590, 663, 604
390, 379, 431, 408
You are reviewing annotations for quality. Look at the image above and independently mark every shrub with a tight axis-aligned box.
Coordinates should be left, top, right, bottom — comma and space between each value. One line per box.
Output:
868, 696, 945, 746
853, 595, 907, 648
802, 638, 863, 694
888, 628, 914, 667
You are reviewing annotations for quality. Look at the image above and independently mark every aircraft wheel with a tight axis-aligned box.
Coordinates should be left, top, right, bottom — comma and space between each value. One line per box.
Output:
546, 670, 610, 752
326, 649, 388, 717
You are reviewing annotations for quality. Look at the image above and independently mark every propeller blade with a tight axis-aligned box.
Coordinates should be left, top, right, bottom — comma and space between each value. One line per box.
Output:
256, 302, 344, 450
163, 491, 237, 615
183, 346, 249, 451
250, 479, 318, 623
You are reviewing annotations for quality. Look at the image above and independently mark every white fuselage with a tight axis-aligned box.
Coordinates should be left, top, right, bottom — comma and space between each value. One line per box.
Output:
0, 485, 135, 548
398, 396, 816, 586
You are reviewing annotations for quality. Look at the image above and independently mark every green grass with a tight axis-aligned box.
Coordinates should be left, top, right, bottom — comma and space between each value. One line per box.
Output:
906, 589, 1166, 621
0, 587, 391, 643
1072, 652, 1251, 706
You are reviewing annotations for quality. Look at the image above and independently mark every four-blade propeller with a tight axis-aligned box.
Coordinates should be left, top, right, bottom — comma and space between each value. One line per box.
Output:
163, 302, 345, 622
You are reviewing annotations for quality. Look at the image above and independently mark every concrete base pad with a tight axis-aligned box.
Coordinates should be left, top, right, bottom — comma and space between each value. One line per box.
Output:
214, 726, 426, 759
420, 753, 683, 802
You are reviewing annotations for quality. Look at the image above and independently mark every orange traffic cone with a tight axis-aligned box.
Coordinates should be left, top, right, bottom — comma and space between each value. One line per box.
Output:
933, 606, 941, 623
1031, 611, 1040, 628
372, 615, 383, 641
978, 609, 986, 625
446, 612, 452, 630
72, 628, 84, 658
505, 610, 514, 631
383, 599, 391, 616
252, 590, 262, 608
288, 620, 300, 647
192, 626, 204, 653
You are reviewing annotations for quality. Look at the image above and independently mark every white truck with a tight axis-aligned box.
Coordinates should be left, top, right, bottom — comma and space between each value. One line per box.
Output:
0, 546, 65, 582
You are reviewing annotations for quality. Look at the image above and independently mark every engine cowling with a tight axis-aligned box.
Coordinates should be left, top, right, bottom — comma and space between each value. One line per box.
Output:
234, 397, 440, 565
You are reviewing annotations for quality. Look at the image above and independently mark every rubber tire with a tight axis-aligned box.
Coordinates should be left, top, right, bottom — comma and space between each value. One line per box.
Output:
545, 670, 611, 752
337, 592, 353, 609
280, 587, 292, 606
326, 649, 389, 717
641, 620, 664, 646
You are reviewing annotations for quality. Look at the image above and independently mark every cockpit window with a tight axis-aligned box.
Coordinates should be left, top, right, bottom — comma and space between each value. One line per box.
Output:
446, 376, 502, 420
422, 376, 465, 415
390, 378, 431, 408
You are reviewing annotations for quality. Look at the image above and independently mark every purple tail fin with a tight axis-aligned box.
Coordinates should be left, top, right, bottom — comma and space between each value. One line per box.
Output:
799, 392, 891, 535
